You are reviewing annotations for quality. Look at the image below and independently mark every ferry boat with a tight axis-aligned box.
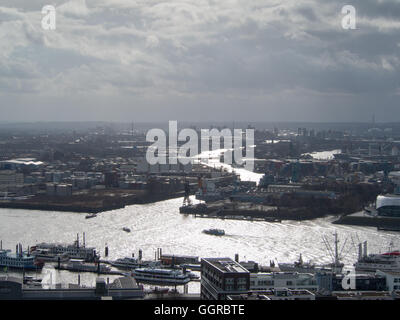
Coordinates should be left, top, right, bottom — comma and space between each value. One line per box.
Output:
31, 234, 98, 262
0, 244, 44, 270
132, 268, 191, 285
354, 241, 400, 272
61, 259, 111, 273
203, 229, 225, 236
30, 248, 69, 262
111, 257, 161, 270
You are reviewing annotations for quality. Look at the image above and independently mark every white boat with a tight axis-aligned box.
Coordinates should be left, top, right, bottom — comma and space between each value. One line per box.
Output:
63, 259, 111, 273
132, 268, 191, 285
354, 241, 400, 272
31, 234, 98, 262
29, 248, 69, 262
111, 257, 161, 269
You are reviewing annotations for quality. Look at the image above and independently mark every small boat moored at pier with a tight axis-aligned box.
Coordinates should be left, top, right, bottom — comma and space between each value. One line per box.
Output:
132, 267, 191, 285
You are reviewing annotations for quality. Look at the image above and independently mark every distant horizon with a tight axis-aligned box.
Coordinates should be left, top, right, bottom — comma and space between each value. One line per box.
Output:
0, 120, 398, 125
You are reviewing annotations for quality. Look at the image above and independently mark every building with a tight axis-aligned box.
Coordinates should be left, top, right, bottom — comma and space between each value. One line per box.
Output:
56, 184, 72, 197
0, 275, 144, 300
0, 159, 43, 171
376, 194, 400, 217
0, 170, 24, 186
332, 291, 397, 300
332, 273, 386, 291
228, 288, 315, 300
250, 272, 318, 291
46, 184, 72, 197
201, 258, 250, 300
376, 271, 400, 292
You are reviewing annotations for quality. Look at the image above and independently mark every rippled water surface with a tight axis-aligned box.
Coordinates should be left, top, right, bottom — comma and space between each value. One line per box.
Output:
1, 196, 399, 291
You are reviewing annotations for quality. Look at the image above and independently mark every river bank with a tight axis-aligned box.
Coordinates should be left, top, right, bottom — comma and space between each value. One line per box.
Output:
333, 212, 400, 231
0, 189, 188, 213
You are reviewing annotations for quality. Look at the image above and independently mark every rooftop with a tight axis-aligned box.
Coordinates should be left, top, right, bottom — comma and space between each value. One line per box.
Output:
202, 258, 249, 274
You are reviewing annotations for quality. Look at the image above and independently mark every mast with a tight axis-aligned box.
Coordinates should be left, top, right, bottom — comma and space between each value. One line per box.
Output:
334, 231, 339, 267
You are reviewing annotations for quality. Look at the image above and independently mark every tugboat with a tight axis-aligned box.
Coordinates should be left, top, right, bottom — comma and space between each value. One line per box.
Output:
85, 213, 97, 219
202, 229, 225, 236
122, 227, 131, 233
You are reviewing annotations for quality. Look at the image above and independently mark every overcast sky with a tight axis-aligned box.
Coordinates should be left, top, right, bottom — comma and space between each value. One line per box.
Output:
0, 0, 399, 122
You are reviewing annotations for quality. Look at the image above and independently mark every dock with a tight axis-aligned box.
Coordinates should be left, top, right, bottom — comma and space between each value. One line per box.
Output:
55, 264, 125, 275
193, 211, 281, 222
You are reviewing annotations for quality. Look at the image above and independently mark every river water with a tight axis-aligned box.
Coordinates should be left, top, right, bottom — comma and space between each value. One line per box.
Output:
0, 148, 399, 292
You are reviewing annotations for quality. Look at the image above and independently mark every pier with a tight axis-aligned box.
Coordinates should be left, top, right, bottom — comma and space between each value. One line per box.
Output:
193, 212, 281, 222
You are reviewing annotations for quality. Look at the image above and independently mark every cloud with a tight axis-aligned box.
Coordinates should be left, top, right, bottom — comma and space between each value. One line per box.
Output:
0, 0, 399, 122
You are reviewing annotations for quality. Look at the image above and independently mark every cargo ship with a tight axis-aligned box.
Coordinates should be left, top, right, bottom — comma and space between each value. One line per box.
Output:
279, 232, 344, 274
30, 234, 98, 262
